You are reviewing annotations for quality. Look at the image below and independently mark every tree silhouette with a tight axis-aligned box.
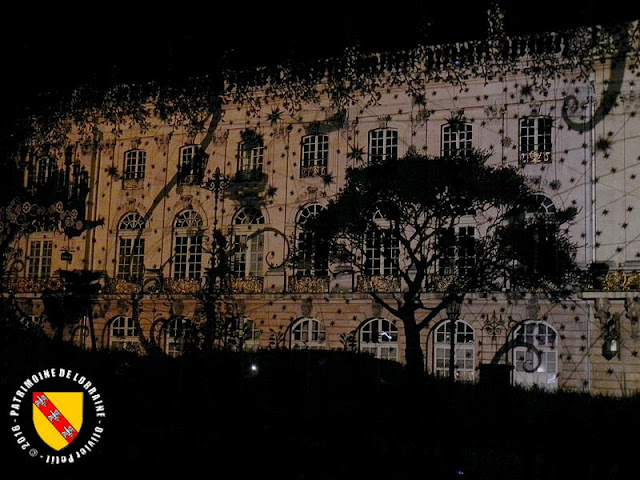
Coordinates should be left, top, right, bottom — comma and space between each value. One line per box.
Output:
305, 150, 580, 381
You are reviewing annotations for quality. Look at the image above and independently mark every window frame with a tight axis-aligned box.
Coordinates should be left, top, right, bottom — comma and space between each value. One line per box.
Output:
512, 320, 558, 390
433, 320, 476, 382
123, 149, 147, 181
27, 239, 53, 278
368, 128, 398, 164
519, 116, 552, 164
172, 210, 204, 279
300, 134, 329, 177
359, 318, 399, 361
109, 315, 140, 351
232, 207, 265, 278
291, 317, 327, 349
295, 204, 329, 277
441, 122, 473, 157
116, 212, 146, 280
178, 145, 205, 185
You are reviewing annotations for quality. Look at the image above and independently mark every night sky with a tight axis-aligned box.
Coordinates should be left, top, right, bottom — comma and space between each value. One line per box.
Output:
1, 1, 638, 123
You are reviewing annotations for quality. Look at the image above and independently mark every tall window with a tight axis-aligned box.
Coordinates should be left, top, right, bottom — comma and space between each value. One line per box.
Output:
178, 145, 205, 185
437, 226, 476, 279
364, 229, 399, 276
232, 207, 265, 277
441, 122, 473, 157
109, 316, 139, 351
28, 157, 56, 188
163, 317, 193, 357
512, 321, 558, 390
368, 128, 398, 164
173, 210, 204, 279
117, 212, 145, 279
360, 318, 399, 361
519, 116, 552, 164
301, 134, 329, 177
123, 149, 146, 180
27, 239, 52, 278
291, 317, 326, 349
237, 139, 264, 181
433, 320, 475, 381
295, 204, 328, 277
510, 194, 561, 287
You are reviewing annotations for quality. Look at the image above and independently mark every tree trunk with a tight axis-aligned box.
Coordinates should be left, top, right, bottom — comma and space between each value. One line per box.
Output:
403, 317, 425, 383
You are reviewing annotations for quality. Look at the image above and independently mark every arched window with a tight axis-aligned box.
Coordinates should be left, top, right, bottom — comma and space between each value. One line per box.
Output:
433, 320, 475, 381
226, 317, 261, 351
109, 316, 140, 352
295, 204, 328, 277
512, 321, 558, 390
533, 194, 556, 215
368, 128, 398, 164
291, 317, 326, 349
173, 210, 204, 279
510, 195, 563, 287
364, 217, 399, 277
232, 207, 265, 277
359, 318, 399, 361
436, 226, 476, 279
301, 134, 329, 177
163, 317, 193, 357
441, 122, 473, 157
117, 212, 145, 279
233, 206, 265, 226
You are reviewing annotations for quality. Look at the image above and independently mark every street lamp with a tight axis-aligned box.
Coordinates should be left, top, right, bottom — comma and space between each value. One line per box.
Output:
446, 294, 463, 382
200, 167, 229, 234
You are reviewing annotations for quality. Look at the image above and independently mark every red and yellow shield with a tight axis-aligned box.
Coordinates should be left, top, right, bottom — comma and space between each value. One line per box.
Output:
32, 392, 83, 451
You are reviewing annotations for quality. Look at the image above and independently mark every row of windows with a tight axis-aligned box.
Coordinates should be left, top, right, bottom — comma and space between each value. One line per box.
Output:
117, 117, 552, 186
27, 191, 555, 282
100, 315, 558, 388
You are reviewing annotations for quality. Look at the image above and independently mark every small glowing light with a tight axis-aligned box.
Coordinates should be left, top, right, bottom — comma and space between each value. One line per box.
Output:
250, 364, 258, 372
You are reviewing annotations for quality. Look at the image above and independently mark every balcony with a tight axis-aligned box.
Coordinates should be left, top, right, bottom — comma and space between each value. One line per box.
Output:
591, 270, 640, 291
104, 277, 142, 294
227, 170, 268, 202
231, 276, 264, 293
1, 276, 64, 293
300, 165, 328, 178
520, 150, 551, 165
164, 278, 202, 294
426, 274, 457, 292
356, 275, 400, 293
289, 276, 329, 293
122, 177, 145, 190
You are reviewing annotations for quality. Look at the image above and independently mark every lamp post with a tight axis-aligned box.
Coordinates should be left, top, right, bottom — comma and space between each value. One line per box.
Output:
446, 294, 462, 382
201, 167, 228, 235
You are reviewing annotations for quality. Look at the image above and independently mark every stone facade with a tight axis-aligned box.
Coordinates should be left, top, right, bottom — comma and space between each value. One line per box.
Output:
6, 19, 640, 396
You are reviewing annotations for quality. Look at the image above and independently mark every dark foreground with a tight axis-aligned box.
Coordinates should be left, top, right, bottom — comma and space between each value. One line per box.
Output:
1, 323, 635, 480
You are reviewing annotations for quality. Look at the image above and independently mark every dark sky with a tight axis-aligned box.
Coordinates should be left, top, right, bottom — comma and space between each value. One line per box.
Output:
2, 1, 639, 120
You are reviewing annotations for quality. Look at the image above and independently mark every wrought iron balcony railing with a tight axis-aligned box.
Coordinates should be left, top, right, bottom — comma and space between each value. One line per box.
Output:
356, 275, 401, 293
1, 276, 65, 293
289, 276, 329, 293
164, 278, 203, 294
231, 276, 264, 293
